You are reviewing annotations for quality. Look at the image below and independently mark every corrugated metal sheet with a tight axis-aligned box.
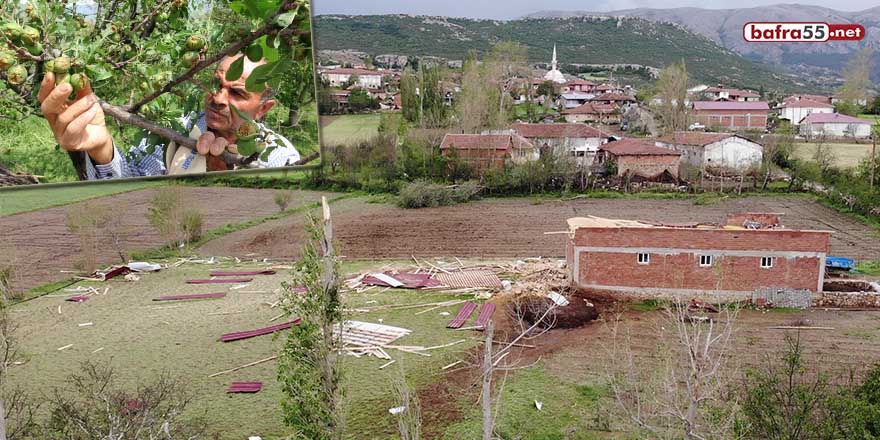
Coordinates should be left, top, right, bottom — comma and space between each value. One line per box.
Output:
153, 292, 226, 301
209, 270, 276, 276
220, 320, 300, 342
435, 270, 503, 289
227, 382, 262, 393
186, 278, 253, 284
447, 302, 477, 329
475, 303, 496, 329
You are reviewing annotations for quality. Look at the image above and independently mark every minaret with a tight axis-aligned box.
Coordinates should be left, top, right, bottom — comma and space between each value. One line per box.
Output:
551, 44, 558, 71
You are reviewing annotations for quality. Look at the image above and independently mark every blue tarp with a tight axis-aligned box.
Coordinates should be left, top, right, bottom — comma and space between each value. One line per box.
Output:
826, 256, 856, 271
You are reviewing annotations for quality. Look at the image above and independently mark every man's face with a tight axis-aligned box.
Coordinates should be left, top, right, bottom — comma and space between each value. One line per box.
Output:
206, 55, 275, 137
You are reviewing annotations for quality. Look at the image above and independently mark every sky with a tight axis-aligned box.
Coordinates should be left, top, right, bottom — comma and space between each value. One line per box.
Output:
312, 0, 877, 19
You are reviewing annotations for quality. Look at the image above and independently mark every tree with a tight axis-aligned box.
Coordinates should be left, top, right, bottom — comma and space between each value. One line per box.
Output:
654, 61, 689, 134
278, 198, 345, 439
484, 41, 528, 128
455, 50, 491, 133
836, 48, 874, 107
347, 88, 375, 112
399, 67, 420, 124
0, 0, 314, 178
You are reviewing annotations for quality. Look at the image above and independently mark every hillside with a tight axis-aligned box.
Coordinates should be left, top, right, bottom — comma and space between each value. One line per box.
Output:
313, 14, 820, 93
526, 5, 880, 84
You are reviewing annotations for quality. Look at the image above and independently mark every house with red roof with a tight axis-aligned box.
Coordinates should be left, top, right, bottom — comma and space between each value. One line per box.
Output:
439, 134, 539, 173
799, 113, 872, 139
589, 92, 637, 106
562, 79, 596, 94
779, 98, 834, 125
704, 87, 761, 102
655, 132, 763, 173
510, 123, 615, 164
561, 102, 621, 124
692, 101, 770, 131
597, 138, 681, 178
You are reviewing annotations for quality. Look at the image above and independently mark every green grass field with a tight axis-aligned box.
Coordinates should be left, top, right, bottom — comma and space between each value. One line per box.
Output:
320, 114, 382, 146
8, 258, 482, 439
793, 142, 874, 169
0, 180, 165, 217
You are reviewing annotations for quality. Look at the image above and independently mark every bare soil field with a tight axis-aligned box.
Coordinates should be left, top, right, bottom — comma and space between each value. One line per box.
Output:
0, 187, 333, 291
200, 195, 880, 262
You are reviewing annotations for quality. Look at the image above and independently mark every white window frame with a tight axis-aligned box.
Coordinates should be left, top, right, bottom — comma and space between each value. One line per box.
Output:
637, 253, 650, 265
761, 256, 774, 269
699, 255, 713, 267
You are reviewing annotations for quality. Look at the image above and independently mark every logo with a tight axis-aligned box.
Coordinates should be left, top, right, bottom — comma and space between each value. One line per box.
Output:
744, 22, 865, 42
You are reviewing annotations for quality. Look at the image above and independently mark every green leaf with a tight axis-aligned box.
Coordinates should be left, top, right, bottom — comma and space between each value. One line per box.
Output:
85, 65, 112, 82
245, 44, 263, 62
260, 145, 277, 162
275, 10, 297, 28
236, 138, 258, 156
229, 104, 254, 122
225, 55, 244, 81
245, 59, 291, 93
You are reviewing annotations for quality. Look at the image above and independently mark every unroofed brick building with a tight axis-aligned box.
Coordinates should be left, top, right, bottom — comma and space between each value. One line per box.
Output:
439, 133, 538, 174
566, 213, 831, 301
692, 101, 769, 130
597, 138, 681, 179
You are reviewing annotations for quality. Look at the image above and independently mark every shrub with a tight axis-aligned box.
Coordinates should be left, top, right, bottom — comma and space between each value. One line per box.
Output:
397, 179, 482, 208
147, 187, 204, 248
64, 203, 110, 273
0, 264, 18, 302
273, 189, 296, 212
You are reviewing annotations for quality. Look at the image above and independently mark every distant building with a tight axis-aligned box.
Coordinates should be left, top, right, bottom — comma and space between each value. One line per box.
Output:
655, 132, 763, 172
597, 138, 681, 178
799, 113, 872, 139
692, 101, 769, 131
321, 68, 385, 89
562, 102, 620, 124
439, 134, 539, 173
783, 94, 832, 105
704, 87, 761, 102
560, 92, 595, 109
510, 123, 614, 165
565, 213, 831, 301
589, 92, 636, 106
543, 45, 566, 84
779, 99, 834, 125
562, 79, 596, 94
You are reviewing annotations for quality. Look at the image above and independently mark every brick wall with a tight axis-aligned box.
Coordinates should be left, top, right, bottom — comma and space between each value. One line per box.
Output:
616, 155, 680, 178
694, 110, 768, 130
569, 226, 830, 294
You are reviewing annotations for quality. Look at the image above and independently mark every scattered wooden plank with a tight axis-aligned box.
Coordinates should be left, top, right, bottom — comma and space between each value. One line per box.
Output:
78, 322, 94, 327
91, 347, 104, 354
57, 344, 73, 351
378, 360, 396, 370
442, 360, 463, 370
153, 292, 226, 301
220, 320, 300, 342
208, 356, 278, 378
768, 326, 834, 330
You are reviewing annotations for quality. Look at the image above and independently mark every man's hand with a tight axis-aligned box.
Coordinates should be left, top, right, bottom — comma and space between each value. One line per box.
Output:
196, 131, 239, 171
38, 72, 114, 164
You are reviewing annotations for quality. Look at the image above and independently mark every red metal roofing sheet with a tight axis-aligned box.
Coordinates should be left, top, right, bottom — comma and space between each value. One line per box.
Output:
447, 302, 477, 329
227, 382, 263, 393
209, 270, 277, 276
475, 303, 496, 329
220, 320, 301, 342
362, 273, 441, 289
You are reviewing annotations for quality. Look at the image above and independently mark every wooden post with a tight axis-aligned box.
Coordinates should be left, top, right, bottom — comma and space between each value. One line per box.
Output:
871, 134, 876, 189
481, 321, 494, 440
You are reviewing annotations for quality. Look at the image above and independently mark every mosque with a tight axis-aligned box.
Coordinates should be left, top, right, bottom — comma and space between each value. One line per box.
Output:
543, 44, 566, 84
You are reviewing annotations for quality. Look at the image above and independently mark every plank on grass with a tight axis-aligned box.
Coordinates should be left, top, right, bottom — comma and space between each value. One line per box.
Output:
227, 382, 262, 393
474, 303, 496, 329
220, 320, 301, 342
209, 270, 277, 276
446, 302, 477, 329
152, 292, 226, 301
66, 296, 89, 303
186, 278, 253, 284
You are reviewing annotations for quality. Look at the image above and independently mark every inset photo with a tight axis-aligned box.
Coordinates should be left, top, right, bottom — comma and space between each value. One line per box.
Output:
0, 0, 317, 185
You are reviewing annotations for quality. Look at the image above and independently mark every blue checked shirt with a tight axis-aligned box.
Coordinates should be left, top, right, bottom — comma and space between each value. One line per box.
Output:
84, 113, 300, 180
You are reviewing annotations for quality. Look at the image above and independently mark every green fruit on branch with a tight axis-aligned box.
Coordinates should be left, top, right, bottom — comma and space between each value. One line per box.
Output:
6, 64, 27, 85
70, 73, 89, 93
0, 22, 23, 41
0, 52, 15, 71
20, 26, 39, 46
43, 59, 54, 73
52, 56, 71, 73
185, 35, 205, 52
139, 81, 149, 91
24, 42, 42, 56
181, 51, 199, 68
236, 120, 259, 141
55, 72, 70, 87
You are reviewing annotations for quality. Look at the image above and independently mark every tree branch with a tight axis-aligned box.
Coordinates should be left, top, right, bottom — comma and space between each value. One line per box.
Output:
99, 101, 257, 168
128, 0, 300, 113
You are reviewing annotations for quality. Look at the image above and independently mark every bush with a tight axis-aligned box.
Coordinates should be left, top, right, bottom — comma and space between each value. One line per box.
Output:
147, 187, 204, 248
397, 179, 482, 208
273, 189, 296, 212
0, 264, 18, 302
65, 203, 110, 273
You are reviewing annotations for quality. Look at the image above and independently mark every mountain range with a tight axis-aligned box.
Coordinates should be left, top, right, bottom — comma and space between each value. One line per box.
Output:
525, 4, 880, 82
313, 14, 827, 92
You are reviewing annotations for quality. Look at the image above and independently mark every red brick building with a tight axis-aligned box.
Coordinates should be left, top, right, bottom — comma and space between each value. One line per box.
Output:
692, 101, 769, 130
439, 134, 538, 174
597, 138, 681, 179
566, 213, 831, 301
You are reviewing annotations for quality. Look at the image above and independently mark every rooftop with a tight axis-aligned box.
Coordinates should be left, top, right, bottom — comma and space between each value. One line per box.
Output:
656, 131, 737, 146
780, 99, 834, 109
693, 101, 769, 111
800, 112, 871, 124
600, 138, 681, 156
511, 123, 611, 139
440, 134, 535, 151
562, 102, 618, 115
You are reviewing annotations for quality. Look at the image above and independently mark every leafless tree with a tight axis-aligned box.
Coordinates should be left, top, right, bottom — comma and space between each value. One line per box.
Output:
654, 62, 690, 134
391, 367, 421, 440
605, 301, 738, 439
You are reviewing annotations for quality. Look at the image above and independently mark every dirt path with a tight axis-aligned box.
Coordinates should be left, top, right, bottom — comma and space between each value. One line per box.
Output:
199, 196, 880, 262
0, 187, 333, 291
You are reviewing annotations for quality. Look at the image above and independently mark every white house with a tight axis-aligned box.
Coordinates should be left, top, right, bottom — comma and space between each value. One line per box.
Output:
509, 123, 615, 165
655, 132, 763, 172
560, 92, 595, 109
321, 68, 385, 89
779, 99, 833, 125
799, 113, 873, 139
